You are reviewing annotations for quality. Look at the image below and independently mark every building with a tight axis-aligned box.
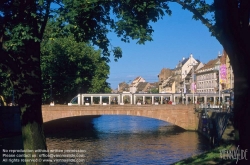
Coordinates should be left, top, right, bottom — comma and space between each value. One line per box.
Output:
129, 76, 146, 93
158, 68, 175, 93
173, 54, 200, 93
180, 61, 204, 94
158, 54, 202, 94
118, 82, 130, 93
196, 58, 219, 93
158, 68, 173, 82
136, 82, 150, 93
185, 51, 233, 94
224, 50, 234, 90
158, 76, 175, 93
218, 50, 227, 91
147, 82, 159, 93
118, 76, 159, 94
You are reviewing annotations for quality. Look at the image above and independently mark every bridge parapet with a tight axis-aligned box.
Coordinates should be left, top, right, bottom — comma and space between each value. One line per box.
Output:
42, 105, 198, 130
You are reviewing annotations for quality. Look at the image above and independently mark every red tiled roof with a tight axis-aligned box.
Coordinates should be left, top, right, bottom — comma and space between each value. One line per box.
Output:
197, 59, 219, 71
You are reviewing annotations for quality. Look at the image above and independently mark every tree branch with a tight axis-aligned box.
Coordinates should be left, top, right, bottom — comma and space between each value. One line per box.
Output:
0, 21, 10, 69
39, 0, 52, 39
0, 16, 5, 50
171, 0, 215, 34
240, 0, 250, 32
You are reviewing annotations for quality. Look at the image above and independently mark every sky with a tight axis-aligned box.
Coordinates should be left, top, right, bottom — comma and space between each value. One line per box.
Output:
106, 3, 222, 89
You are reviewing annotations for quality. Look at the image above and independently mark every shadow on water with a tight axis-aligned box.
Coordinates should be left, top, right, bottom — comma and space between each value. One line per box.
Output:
43, 115, 101, 139
43, 115, 186, 139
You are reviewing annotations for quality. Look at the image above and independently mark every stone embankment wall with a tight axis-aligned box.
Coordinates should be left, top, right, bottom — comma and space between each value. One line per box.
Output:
0, 106, 22, 138
197, 110, 231, 146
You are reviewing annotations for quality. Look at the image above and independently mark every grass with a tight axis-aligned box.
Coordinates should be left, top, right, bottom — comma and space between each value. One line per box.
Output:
172, 144, 237, 165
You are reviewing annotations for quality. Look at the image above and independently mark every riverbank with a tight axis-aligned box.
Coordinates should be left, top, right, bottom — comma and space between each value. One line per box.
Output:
172, 144, 236, 165
173, 115, 238, 165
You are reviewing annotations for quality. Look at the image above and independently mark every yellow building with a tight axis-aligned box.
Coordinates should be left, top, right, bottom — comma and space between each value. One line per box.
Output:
224, 50, 234, 90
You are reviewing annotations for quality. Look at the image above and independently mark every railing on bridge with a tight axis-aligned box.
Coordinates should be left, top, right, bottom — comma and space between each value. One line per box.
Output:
68, 93, 230, 106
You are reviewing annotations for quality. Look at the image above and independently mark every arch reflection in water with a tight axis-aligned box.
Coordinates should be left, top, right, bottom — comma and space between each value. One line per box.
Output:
44, 115, 210, 164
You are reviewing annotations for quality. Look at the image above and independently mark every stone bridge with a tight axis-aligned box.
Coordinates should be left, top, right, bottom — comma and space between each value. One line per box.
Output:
42, 105, 198, 130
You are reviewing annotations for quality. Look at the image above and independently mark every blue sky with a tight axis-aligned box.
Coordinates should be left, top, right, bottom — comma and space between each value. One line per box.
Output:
106, 3, 222, 89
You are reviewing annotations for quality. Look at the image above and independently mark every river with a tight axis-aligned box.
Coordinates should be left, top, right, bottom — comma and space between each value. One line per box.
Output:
43, 115, 211, 164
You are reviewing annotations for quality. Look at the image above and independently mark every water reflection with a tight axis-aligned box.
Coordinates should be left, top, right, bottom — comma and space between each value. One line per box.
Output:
44, 115, 210, 164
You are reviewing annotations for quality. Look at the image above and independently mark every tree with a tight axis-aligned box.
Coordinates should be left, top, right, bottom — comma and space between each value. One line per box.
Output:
150, 87, 159, 94
1, 1, 49, 162
41, 28, 111, 104
0, 68, 13, 104
0, 21, 111, 104
1, 1, 169, 164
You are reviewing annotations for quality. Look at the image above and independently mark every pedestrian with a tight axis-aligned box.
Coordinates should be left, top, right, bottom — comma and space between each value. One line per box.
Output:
165, 97, 168, 104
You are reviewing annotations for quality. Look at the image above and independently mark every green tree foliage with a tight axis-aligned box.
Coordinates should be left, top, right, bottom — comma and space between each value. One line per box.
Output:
56, 0, 171, 61
0, 68, 13, 103
150, 87, 159, 94
41, 30, 111, 104
1, 1, 49, 162
1, 1, 169, 161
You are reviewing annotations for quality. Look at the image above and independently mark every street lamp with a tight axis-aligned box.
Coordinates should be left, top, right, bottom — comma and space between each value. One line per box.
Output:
50, 84, 52, 102
12, 88, 15, 105
188, 55, 197, 104
182, 70, 187, 104
217, 53, 222, 110
229, 65, 233, 89
50, 76, 53, 103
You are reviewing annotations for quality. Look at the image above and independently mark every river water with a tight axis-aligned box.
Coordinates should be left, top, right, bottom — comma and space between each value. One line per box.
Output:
43, 115, 211, 165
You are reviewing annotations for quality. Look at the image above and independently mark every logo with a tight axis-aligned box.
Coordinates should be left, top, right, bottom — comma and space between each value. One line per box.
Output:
220, 145, 248, 164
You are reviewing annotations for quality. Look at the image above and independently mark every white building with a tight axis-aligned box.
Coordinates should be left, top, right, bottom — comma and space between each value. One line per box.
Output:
174, 54, 201, 93
130, 76, 146, 93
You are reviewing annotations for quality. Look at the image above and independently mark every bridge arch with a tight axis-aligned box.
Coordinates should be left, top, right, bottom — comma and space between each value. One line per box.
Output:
42, 105, 198, 130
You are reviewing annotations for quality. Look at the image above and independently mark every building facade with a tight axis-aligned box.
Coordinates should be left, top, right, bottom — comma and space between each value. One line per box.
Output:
129, 76, 146, 93
118, 82, 130, 93
158, 68, 175, 93
196, 58, 219, 93
225, 50, 234, 90
173, 54, 200, 93
158, 68, 173, 82
159, 76, 175, 93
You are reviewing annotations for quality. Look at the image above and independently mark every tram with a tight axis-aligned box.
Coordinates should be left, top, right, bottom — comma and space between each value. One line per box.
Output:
68, 92, 231, 106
